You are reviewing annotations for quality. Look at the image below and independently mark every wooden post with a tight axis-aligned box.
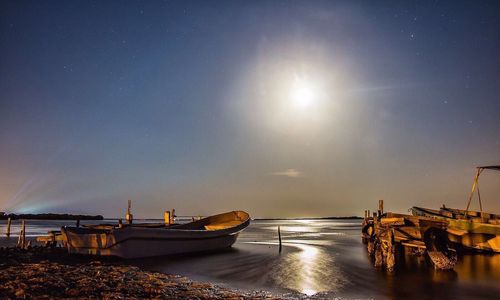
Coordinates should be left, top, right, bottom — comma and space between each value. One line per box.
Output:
126, 199, 133, 224
373, 213, 378, 232
386, 228, 396, 272
6, 217, 11, 237
47, 231, 56, 248
20, 220, 26, 249
17, 230, 22, 247
374, 242, 383, 268
165, 208, 175, 225
278, 226, 282, 253
378, 199, 384, 216
164, 211, 171, 225
76, 219, 80, 228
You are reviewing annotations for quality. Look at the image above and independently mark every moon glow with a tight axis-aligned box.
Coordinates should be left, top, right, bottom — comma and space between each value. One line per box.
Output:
290, 79, 316, 109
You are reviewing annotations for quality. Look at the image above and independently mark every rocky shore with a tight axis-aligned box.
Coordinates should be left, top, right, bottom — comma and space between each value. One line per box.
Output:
0, 247, 281, 299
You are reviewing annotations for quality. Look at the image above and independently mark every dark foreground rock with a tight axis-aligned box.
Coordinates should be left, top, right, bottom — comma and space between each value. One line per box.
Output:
0, 248, 280, 299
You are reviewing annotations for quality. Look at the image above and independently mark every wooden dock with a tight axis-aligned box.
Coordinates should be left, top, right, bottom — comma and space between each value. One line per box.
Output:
362, 200, 457, 271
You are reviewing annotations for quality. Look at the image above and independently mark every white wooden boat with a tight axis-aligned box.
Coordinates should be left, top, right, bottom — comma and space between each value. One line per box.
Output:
61, 211, 250, 258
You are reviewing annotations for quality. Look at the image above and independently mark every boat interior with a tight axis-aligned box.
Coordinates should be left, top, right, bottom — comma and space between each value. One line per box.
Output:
78, 211, 250, 232
412, 206, 499, 225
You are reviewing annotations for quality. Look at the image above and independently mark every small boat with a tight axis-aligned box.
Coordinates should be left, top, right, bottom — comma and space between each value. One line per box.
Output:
411, 166, 500, 253
61, 210, 250, 258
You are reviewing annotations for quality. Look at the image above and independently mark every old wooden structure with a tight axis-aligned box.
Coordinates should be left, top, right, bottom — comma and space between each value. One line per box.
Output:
411, 166, 500, 253
362, 200, 457, 271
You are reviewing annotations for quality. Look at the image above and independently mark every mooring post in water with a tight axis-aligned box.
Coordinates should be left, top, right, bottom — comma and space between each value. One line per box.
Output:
126, 199, 133, 224
386, 228, 395, 272
6, 217, 11, 237
278, 225, 282, 253
21, 220, 26, 249
76, 219, 80, 228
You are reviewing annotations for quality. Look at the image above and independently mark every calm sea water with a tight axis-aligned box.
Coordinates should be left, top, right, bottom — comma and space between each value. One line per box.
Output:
1, 218, 498, 299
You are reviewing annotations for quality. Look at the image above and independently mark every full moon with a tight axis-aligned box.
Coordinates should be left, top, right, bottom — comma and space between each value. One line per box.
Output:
290, 79, 316, 109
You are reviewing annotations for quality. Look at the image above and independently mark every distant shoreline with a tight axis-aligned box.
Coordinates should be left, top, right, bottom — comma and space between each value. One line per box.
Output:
100, 216, 364, 221
253, 216, 363, 220
0, 214, 362, 221
0, 213, 104, 221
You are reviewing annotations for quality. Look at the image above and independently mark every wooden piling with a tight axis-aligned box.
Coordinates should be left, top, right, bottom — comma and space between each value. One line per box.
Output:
278, 225, 282, 253
76, 219, 80, 228
17, 220, 26, 249
17, 231, 22, 247
6, 217, 11, 237
378, 199, 384, 216
386, 228, 396, 272
126, 199, 133, 224
22, 220, 26, 249
49, 231, 56, 245
164, 211, 171, 225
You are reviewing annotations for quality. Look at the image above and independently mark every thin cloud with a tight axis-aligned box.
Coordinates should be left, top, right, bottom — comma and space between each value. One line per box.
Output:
269, 169, 304, 178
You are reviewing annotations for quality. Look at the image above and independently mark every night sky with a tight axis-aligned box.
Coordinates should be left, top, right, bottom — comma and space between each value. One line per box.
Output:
1, 1, 499, 218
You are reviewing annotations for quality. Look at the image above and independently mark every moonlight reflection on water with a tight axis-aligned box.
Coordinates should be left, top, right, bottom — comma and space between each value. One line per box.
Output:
280, 241, 338, 296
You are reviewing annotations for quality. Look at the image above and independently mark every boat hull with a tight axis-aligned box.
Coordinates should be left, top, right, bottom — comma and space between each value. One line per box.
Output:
61, 211, 250, 258
64, 230, 240, 258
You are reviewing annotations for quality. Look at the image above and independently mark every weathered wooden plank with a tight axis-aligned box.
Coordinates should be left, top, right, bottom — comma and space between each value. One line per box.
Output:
380, 217, 405, 226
